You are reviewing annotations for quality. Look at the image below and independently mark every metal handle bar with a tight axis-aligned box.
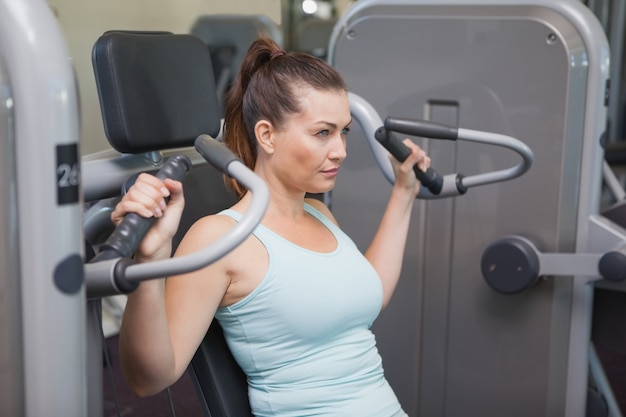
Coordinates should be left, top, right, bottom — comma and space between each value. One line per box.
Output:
348, 92, 534, 198
124, 135, 269, 282
85, 135, 269, 296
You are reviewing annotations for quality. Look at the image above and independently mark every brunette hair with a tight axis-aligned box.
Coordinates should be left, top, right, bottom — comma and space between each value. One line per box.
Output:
222, 37, 347, 198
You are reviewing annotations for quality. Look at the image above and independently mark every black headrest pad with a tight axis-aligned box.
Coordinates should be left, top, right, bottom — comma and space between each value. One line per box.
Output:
92, 31, 221, 153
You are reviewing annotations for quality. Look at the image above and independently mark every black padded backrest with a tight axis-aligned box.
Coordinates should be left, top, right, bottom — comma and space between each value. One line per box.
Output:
177, 163, 248, 417
179, 165, 249, 417
92, 31, 221, 153
189, 321, 253, 417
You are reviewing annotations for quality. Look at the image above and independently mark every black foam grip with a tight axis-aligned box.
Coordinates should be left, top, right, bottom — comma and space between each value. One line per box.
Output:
194, 135, 240, 175
384, 117, 458, 140
375, 127, 443, 195
93, 154, 192, 261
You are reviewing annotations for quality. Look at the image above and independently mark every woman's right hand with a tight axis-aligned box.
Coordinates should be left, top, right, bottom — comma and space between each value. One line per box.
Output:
110, 173, 185, 261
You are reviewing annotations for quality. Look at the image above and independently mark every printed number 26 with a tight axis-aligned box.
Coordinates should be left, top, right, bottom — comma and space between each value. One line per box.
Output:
57, 163, 79, 187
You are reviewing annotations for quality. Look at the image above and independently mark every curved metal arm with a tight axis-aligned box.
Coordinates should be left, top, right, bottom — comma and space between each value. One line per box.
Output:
124, 136, 269, 282
348, 92, 534, 198
85, 135, 269, 296
348, 92, 395, 182
457, 127, 533, 189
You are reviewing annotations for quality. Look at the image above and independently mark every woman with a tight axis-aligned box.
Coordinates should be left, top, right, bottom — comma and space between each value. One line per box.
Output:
113, 36, 430, 417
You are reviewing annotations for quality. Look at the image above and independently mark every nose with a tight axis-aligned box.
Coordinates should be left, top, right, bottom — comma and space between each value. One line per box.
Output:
329, 133, 347, 161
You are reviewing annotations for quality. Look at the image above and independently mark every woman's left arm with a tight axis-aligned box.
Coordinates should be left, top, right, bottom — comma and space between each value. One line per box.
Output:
365, 139, 429, 310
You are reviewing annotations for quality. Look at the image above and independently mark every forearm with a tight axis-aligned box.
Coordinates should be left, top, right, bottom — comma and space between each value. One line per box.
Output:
365, 185, 416, 309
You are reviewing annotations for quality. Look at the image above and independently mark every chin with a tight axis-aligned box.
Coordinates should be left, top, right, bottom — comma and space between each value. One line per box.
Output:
306, 178, 337, 195
306, 185, 335, 195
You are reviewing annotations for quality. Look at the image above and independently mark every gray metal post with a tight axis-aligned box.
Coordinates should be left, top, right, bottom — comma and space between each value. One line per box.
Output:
607, 0, 625, 143
0, 46, 25, 417
0, 0, 86, 415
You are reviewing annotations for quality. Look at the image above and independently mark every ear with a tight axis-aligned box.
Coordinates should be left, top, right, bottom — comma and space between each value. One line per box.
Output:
255, 119, 275, 155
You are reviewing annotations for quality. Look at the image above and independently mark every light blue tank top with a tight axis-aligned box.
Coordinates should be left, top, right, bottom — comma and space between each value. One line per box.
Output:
215, 203, 407, 417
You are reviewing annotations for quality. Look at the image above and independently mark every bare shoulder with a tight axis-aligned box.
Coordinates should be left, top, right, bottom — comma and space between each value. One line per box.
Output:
171, 210, 267, 308
174, 213, 238, 256
305, 197, 340, 226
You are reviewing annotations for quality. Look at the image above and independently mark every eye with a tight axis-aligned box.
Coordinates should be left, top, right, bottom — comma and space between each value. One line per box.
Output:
316, 129, 330, 137
341, 127, 351, 136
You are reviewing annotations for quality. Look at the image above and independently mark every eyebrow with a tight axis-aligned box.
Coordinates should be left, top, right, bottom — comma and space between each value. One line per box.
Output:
314, 119, 353, 129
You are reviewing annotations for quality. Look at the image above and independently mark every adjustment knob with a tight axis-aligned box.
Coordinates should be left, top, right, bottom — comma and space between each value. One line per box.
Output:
481, 236, 541, 294
599, 250, 626, 282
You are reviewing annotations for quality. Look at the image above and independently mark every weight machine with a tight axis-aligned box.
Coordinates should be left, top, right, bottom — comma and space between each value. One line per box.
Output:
2, 1, 622, 416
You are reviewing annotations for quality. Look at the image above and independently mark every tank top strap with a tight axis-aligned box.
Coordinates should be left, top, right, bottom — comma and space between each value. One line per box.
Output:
302, 202, 346, 241
217, 208, 277, 250
217, 208, 243, 222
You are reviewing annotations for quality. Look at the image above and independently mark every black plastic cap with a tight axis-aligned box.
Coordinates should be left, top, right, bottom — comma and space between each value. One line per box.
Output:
481, 236, 541, 294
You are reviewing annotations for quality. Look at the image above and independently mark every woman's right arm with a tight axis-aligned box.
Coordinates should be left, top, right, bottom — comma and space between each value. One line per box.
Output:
113, 173, 232, 397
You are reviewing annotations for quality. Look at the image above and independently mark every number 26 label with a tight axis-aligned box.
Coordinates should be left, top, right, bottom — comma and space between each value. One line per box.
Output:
56, 144, 80, 205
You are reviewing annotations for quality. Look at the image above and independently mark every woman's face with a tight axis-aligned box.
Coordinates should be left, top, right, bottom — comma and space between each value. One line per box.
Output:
268, 86, 351, 195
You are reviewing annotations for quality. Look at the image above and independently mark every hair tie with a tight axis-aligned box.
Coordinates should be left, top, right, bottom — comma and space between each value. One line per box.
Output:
270, 49, 286, 60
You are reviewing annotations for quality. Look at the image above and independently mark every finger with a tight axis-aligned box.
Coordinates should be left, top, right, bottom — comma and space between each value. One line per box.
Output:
125, 183, 167, 215
401, 139, 430, 169
134, 173, 171, 198
114, 176, 169, 221
110, 200, 155, 225
162, 178, 183, 200
417, 156, 431, 172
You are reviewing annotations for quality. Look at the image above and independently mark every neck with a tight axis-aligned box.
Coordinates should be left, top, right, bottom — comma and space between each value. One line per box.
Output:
237, 187, 307, 222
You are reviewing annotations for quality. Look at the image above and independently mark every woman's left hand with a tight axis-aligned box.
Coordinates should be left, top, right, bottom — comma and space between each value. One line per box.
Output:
389, 138, 430, 197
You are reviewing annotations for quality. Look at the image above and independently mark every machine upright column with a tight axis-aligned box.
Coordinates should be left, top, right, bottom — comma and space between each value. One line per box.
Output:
0, 0, 86, 415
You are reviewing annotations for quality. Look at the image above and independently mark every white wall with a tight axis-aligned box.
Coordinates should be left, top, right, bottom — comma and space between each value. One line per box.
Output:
47, 0, 282, 154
